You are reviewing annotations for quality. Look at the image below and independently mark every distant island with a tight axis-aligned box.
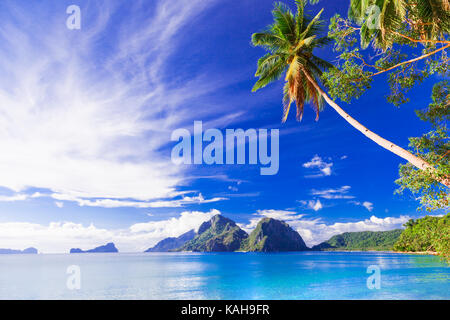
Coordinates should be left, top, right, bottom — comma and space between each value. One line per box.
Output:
143, 213, 450, 260
60, 213, 447, 260
145, 214, 309, 253
70, 242, 118, 253
0, 247, 38, 254
312, 230, 403, 251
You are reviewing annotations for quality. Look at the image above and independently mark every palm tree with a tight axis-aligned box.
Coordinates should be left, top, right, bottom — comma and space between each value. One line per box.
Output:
251, 0, 449, 187
349, 0, 450, 49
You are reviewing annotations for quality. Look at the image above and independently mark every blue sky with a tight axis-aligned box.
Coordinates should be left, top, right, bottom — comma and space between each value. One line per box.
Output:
0, 0, 444, 252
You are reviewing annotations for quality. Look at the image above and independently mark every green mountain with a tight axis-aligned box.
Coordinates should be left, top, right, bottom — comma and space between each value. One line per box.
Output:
241, 218, 308, 252
312, 230, 403, 251
179, 215, 248, 252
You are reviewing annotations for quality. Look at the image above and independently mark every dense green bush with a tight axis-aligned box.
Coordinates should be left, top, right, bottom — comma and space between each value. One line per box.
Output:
312, 229, 403, 251
394, 214, 449, 259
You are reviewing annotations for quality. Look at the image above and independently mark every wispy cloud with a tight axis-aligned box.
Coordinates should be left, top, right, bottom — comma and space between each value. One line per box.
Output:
0, 0, 241, 207
310, 186, 355, 199
51, 193, 227, 209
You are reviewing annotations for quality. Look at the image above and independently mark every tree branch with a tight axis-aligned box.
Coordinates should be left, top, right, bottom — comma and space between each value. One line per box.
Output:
393, 32, 450, 45
361, 44, 450, 79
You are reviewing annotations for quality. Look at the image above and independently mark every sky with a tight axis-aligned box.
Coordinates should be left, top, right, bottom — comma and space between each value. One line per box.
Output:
0, 0, 445, 253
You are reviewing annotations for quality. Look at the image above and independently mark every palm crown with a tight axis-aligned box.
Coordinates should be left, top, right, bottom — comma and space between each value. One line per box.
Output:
251, 0, 332, 122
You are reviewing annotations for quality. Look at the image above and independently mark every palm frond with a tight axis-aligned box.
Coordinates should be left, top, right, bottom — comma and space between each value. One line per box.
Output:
294, 0, 306, 39
252, 55, 286, 92
299, 8, 324, 40
251, 32, 288, 49
272, 2, 297, 44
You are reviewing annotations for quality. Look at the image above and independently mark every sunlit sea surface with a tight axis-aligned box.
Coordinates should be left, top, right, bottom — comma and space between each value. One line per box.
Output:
0, 252, 448, 299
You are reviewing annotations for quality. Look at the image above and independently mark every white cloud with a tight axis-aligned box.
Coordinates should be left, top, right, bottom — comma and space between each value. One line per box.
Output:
303, 155, 333, 177
299, 200, 323, 211
0, 209, 219, 253
0, 0, 232, 206
309, 200, 323, 211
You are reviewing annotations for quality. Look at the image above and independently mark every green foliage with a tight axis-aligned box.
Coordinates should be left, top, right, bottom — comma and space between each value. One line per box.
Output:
395, 81, 450, 211
312, 229, 403, 251
321, 47, 372, 103
348, 0, 449, 50
324, 3, 449, 106
394, 214, 450, 260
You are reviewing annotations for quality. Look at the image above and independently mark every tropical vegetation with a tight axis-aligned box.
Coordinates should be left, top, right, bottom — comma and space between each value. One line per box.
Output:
312, 229, 403, 251
396, 81, 449, 211
394, 213, 450, 259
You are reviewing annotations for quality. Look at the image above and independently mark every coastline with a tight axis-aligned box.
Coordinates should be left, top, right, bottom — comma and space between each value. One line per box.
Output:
395, 251, 439, 256
313, 249, 440, 256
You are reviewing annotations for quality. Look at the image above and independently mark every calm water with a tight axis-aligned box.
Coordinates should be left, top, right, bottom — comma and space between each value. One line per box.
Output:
0, 252, 448, 299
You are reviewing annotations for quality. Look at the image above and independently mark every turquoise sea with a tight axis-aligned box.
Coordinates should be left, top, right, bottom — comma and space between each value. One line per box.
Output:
0, 252, 448, 300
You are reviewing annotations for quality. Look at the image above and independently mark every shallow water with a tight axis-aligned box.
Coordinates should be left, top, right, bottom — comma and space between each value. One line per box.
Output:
0, 252, 448, 299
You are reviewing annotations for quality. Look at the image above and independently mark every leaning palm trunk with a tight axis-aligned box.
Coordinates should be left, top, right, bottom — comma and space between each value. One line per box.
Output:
301, 68, 450, 188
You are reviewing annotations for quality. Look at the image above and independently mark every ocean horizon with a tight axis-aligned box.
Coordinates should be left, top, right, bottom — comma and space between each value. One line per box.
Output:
1, 251, 448, 300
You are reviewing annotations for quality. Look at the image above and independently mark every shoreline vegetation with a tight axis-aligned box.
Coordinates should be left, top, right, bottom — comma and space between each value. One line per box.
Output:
144, 214, 449, 260
2, 214, 447, 260
393, 214, 449, 260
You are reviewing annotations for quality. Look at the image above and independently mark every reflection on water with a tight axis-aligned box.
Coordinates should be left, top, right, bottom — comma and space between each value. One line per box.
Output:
0, 252, 448, 299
